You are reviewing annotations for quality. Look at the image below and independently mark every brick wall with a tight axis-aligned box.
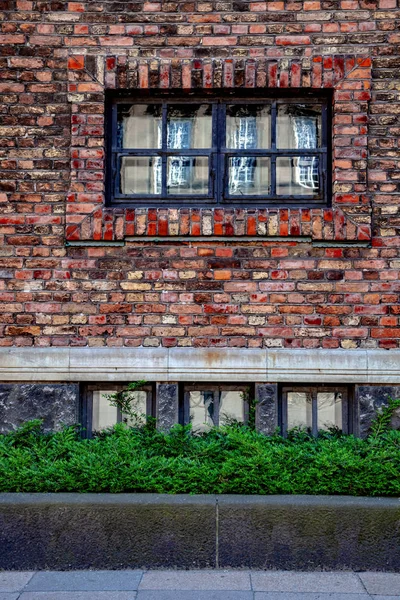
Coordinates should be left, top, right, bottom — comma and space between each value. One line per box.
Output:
0, 0, 399, 350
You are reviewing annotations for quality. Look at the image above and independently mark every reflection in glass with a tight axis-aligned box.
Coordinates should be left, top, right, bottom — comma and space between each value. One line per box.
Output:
226, 104, 271, 149
123, 391, 147, 426
118, 104, 162, 149
229, 156, 270, 195
92, 391, 118, 431
219, 391, 245, 425
189, 390, 215, 431
276, 156, 320, 196
120, 156, 161, 195
167, 104, 212, 149
317, 392, 342, 430
167, 156, 208, 195
92, 390, 148, 431
277, 104, 322, 149
287, 392, 312, 430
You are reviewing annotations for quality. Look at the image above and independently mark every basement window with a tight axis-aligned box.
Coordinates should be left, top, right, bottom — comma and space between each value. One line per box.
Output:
280, 385, 349, 437
106, 93, 330, 207
182, 384, 251, 431
83, 384, 155, 436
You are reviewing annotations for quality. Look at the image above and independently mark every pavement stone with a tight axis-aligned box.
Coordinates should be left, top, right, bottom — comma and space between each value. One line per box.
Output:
0, 573, 34, 592
25, 571, 143, 592
254, 594, 371, 600
137, 592, 253, 600
0, 594, 19, 600
372, 597, 400, 600
139, 571, 251, 591
251, 572, 365, 594
20, 593, 137, 600
358, 573, 400, 596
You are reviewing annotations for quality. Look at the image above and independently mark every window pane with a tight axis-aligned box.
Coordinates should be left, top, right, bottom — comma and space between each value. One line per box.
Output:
167, 104, 212, 149
228, 156, 270, 195
226, 104, 271, 149
167, 156, 208, 195
189, 390, 215, 431
219, 391, 245, 425
118, 104, 162, 149
92, 391, 118, 431
122, 390, 147, 426
277, 104, 322, 149
120, 156, 161, 195
276, 156, 320, 196
317, 392, 342, 430
287, 392, 312, 430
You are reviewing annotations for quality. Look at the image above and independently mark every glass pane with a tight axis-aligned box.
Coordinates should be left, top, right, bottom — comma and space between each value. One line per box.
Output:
228, 156, 270, 195
189, 390, 215, 431
118, 104, 162, 149
219, 391, 245, 425
167, 104, 212, 149
122, 390, 148, 427
167, 156, 208, 195
287, 392, 312, 430
226, 104, 271, 149
92, 391, 118, 431
120, 156, 161, 195
276, 156, 320, 196
277, 104, 322, 149
317, 392, 342, 431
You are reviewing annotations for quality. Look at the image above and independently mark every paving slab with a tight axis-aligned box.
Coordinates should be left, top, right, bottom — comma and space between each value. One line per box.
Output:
137, 592, 253, 600
358, 573, 400, 596
20, 593, 137, 600
254, 594, 371, 600
372, 597, 400, 600
251, 572, 365, 593
25, 571, 143, 592
0, 572, 34, 592
139, 571, 251, 591
0, 594, 19, 600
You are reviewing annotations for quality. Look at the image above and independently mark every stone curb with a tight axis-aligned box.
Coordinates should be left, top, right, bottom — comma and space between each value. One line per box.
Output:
0, 495, 399, 571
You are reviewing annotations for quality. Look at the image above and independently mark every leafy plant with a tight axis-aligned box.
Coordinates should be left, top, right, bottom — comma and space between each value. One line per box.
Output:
0, 420, 399, 496
369, 396, 400, 439
104, 380, 148, 427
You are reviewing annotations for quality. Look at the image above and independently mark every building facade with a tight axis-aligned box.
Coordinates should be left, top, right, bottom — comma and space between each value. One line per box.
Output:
1, 0, 400, 436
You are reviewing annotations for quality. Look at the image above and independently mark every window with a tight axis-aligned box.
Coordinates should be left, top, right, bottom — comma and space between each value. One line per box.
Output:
281, 386, 349, 437
106, 94, 330, 207
83, 384, 154, 436
182, 384, 251, 431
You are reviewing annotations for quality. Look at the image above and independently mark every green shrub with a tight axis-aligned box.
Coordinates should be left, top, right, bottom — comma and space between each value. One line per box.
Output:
0, 421, 399, 495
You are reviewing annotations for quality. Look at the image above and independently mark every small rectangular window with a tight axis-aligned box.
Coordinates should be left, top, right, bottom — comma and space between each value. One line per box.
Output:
106, 93, 331, 207
83, 384, 155, 436
183, 384, 251, 431
281, 386, 348, 437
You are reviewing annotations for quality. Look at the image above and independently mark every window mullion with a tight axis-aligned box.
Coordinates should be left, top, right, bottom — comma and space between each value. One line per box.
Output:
218, 103, 226, 204
271, 100, 277, 196
312, 390, 318, 437
161, 102, 167, 197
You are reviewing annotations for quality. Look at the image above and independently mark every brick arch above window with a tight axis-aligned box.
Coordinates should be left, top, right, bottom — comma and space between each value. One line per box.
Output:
66, 55, 371, 243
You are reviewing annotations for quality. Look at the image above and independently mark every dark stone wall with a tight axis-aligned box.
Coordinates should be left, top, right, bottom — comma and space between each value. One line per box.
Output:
0, 494, 399, 571
0, 384, 79, 434
356, 385, 400, 438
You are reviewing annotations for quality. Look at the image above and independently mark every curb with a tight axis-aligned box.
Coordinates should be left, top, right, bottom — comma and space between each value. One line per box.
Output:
0, 494, 399, 571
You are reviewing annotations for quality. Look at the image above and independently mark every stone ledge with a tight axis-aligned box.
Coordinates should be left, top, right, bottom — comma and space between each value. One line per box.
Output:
0, 347, 399, 383
0, 494, 399, 570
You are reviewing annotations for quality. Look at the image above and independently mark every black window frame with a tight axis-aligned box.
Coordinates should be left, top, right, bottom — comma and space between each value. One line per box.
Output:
82, 383, 155, 438
280, 384, 350, 437
181, 383, 253, 427
105, 90, 332, 208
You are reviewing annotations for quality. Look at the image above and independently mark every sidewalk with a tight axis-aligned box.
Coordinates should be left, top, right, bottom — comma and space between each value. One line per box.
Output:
0, 570, 399, 600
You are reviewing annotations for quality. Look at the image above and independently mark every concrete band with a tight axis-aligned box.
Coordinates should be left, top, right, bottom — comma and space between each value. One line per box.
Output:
0, 494, 399, 571
0, 347, 400, 383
